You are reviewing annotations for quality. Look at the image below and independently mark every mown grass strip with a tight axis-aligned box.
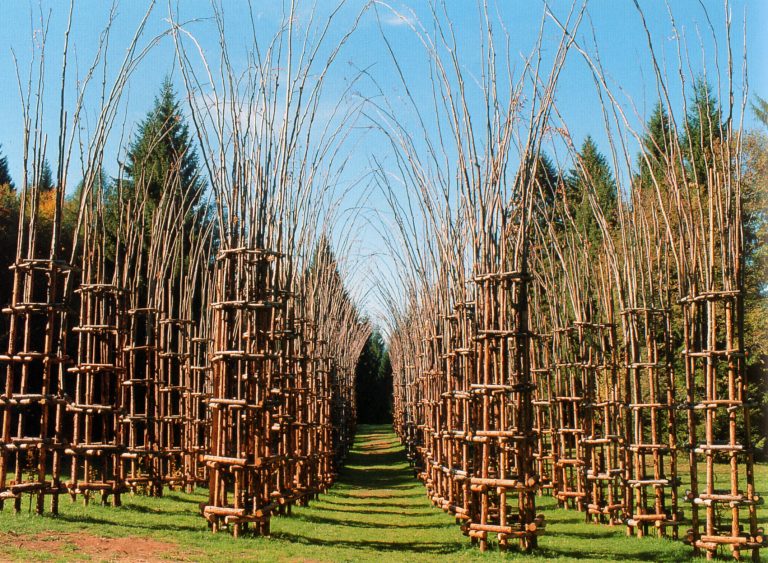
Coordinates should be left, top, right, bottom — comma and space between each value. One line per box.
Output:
0, 425, 765, 562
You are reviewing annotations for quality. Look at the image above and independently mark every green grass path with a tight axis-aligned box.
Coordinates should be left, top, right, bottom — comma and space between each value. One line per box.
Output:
0, 425, 765, 561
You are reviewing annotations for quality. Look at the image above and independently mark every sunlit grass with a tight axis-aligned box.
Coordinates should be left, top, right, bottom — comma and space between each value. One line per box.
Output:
0, 425, 765, 562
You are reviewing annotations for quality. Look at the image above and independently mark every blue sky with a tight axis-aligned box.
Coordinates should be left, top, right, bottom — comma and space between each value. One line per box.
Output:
0, 1, 764, 183
0, 1, 765, 321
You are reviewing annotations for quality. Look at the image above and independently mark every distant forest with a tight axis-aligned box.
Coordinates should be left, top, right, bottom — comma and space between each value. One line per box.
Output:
355, 331, 393, 424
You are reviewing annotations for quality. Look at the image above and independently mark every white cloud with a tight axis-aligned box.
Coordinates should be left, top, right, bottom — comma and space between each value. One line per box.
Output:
380, 12, 415, 28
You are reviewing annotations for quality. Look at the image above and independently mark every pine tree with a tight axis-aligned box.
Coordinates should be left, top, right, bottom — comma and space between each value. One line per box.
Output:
0, 145, 19, 305
100, 77, 207, 299
0, 144, 13, 188
533, 153, 561, 211
124, 76, 204, 213
38, 159, 54, 191
567, 136, 618, 248
639, 102, 673, 190
681, 78, 722, 186
529, 152, 564, 242
355, 331, 392, 424
752, 95, 768, 128
377, 346, 393, 421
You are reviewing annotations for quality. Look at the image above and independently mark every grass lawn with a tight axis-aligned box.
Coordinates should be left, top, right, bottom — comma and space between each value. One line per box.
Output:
0, 425, 765, 562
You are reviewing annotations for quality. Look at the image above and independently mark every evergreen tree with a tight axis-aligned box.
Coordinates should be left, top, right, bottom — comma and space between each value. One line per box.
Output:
567, 136, 618, 247
529, 152, 564, 245
639, 102, 674, 190
752, 95, 768, 128
681, 78, 722, 186
0, 180, 19, 307
0, 144, 13, 189
533, 153, 561, 212
355, 331, 392, 424
124, 76, 204, 213
104, 77, 206, 281
38, 159, 54, 191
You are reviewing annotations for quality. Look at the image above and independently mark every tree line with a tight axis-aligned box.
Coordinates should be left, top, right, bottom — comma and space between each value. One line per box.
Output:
527, 83, 767, 455
0, 77, 209, 312
0, 79, 765, 440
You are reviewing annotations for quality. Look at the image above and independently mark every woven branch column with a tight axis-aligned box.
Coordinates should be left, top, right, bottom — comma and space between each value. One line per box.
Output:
303, 322, 323, 498
531, 332, 555, 493
314, 342, 334, 491
682, 292, 763, 560
456, 301, 476, 524
422, 324, 443, 511
414, 338, 428, 480
581, 322, 624, 525
0, 258, 71, 514
552, 325, 586, 510
287, 318, 313, 506
275, 316, 296, 511
622, 307, 680, 538
403, 362, 419, 466
329, 356, 355, 469
157, 317, 193, 490
271, 309, 315, 514
120, 306, 161, 495
430, 307, 469, 520
270, 303, 289, 516
65, 283, 127, 506
203, 247, 282, 537
185, 333, 212, 488
464, 271, 540, 552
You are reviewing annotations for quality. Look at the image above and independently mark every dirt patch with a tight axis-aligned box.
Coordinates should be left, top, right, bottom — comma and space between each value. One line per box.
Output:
352, 489, 397, 498
360, 439, 391, 450
1, 531, 186, 562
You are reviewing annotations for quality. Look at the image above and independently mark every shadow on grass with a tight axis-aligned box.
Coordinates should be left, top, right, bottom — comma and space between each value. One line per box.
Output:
293, 512, 448, 530
117, 502, 196, 519
314, 505, 436, 517
160, 492, 205, 506
326, 489, 424, 499
263, 426, 467, 555
533, 546, 695, 561
318, 498, 425, 509
270, 530, 467, 555
547, 528, 620, 540
52, 511, 202, 533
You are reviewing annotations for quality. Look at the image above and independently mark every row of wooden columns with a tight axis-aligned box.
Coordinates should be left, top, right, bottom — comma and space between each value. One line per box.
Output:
0, 232, 364, 541
201, 247, 359, 535
393, 266, 762, 560
393, 271, 541, 553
